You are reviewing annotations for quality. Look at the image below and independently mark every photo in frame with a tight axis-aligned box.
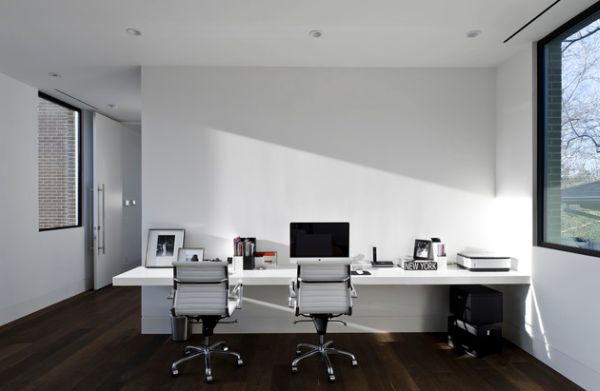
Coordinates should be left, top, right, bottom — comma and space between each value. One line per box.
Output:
145, 229, 185, 268
177, 247, 205, 263
413, 239, 433, 260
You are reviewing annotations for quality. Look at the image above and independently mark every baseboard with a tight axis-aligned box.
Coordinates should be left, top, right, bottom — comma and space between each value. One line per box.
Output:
503, 321, 600, 390
0, 278, 88, 327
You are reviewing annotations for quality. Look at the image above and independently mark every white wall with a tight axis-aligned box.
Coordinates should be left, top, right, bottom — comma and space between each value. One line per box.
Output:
0, 72, 87, 326
142, 67, 498, 263
496, 48, 600, 389
121, 125, 142, 268
141, 66, 499, 331
494, 47, 535, 272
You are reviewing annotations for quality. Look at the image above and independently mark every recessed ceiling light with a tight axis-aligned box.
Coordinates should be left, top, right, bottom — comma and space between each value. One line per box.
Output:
107, 104, 118, 109
126, 28, 142, 36
308, 30, 323, 38
48, 72, 61, 78
466, 30, 482, 38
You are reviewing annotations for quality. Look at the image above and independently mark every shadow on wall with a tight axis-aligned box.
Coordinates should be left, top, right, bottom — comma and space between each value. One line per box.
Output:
147, 67, 496, 196
142, 125, 500, 262
142, 68, 502, 263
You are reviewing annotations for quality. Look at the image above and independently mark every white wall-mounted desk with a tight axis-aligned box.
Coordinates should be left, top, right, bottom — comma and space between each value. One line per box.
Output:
113, 266, 530, 334
113, 265, 530, 287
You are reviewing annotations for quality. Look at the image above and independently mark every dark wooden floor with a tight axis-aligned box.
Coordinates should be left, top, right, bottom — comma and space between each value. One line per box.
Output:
0, 287, 581, 391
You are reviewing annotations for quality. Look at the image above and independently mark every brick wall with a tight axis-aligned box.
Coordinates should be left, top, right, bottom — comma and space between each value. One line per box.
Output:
544, 41, 563, 243
38, 97, 79, 229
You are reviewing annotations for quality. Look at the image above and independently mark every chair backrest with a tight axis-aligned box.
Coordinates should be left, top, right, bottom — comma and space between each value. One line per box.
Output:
172, 261, 229, 317
296, 260, 352, 315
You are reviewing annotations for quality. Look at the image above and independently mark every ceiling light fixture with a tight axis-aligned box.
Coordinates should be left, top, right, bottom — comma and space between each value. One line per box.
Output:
466, 30, 482, 38
308, 30, 323, 38
126, 28, 142, 36
48, 72, 61, 78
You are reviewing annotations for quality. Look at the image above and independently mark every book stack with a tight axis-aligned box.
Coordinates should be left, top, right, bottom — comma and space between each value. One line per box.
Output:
399, 256, 437, 271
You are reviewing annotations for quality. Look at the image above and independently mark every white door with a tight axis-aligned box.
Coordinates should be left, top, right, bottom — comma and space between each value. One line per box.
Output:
93, 113, 124, 289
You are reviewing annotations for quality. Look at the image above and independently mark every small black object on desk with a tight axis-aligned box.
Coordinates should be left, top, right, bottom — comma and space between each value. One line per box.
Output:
370, 246, 394, 267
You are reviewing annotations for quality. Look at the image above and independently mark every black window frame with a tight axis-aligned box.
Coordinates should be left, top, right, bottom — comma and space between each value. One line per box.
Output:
536, 1, 600, 257
38, 92, 83, 232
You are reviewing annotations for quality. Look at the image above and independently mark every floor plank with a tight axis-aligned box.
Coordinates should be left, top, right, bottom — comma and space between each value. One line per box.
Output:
0, 286, 583, 390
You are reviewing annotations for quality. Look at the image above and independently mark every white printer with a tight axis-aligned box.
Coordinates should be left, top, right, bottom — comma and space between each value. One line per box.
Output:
456, 252, 511, 271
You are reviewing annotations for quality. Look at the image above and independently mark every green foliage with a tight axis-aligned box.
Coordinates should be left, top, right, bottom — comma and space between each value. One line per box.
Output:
561, 206, 600, 242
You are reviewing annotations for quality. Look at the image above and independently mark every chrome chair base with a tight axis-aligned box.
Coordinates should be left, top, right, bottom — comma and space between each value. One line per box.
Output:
291, 335, 358, 382
171, 337, 243, 383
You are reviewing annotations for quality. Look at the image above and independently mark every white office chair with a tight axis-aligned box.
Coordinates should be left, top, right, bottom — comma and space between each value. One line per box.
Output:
288, 260, 358, 382
170, 261, 243, 383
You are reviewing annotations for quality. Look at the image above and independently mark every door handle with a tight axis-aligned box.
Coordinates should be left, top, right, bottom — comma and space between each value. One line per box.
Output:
97, 184, 106, 255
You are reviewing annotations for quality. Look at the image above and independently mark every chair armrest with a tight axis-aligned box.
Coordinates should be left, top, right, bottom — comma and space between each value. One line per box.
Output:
350, 283, 358, 298
229, 282, 243, 309
288, 281, 297, 308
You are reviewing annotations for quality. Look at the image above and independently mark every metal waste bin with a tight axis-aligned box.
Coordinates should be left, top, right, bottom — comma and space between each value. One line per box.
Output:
170, 315, 191, 342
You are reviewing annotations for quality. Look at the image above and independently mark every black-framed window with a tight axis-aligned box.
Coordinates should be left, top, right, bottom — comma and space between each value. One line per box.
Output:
538, 2, 600, 256
38, 93, 82, 231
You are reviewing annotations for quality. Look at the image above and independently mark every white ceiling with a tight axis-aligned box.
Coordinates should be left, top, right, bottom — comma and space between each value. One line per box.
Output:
0, 0, 597, 122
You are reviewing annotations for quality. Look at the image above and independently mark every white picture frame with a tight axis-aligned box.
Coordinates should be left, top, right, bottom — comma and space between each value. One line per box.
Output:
145, 229, 185, 268
177, 247, 205, 263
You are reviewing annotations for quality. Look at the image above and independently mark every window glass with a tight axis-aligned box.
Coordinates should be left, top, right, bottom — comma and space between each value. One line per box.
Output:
38, 95, 81, 230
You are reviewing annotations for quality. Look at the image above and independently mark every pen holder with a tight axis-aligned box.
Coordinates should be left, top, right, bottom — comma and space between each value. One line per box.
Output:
243, 256, 255, 270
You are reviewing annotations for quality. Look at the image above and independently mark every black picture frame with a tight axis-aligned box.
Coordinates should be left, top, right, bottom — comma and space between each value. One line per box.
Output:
413, 239, 433, 260
145, 228, 186, 268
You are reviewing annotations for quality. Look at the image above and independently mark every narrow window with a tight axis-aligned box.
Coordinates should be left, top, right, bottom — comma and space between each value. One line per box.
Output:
38, 93, 81, 230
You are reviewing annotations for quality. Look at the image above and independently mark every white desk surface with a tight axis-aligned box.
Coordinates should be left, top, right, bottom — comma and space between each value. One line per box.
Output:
113, 265, 531, 287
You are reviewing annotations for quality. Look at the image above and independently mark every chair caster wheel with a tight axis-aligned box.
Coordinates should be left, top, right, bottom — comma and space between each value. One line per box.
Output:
291, 366, 298, 374
328, 375, 336, 382
236, 359, 243, 367
171, 369, 179, 377
352, 359, 358, 367
205, 375, 213, 383
295, 350, 302, 356
448, 338, 455, 349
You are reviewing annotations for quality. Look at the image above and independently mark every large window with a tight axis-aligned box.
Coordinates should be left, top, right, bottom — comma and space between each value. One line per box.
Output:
538, 3, 600, 256
38, 93, 81, 230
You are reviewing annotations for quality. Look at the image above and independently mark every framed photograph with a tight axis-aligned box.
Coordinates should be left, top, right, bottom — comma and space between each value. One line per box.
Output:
145, 229, 185, 268
413, 239, 433, 260
177, 247, 205, 263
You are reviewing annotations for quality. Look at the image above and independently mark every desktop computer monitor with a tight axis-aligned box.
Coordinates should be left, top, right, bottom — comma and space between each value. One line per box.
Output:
290, 222, 349, 263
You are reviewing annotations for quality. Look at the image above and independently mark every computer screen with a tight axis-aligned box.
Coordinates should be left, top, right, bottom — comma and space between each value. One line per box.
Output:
290, 222, 349, 260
